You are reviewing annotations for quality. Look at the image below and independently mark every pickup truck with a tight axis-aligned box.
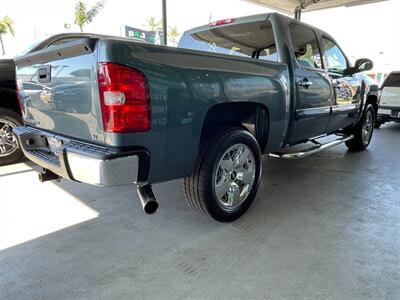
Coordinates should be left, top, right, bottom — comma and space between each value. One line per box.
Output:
0, 59, 24, 165
375, 71, 400, 128
14, 13, 379, 222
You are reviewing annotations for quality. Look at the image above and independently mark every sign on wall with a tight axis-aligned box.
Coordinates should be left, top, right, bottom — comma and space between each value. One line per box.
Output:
124, 26, 163, 44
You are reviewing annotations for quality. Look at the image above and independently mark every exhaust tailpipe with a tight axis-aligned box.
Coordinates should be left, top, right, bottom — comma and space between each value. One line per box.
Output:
38, 168, 61, 182
137, 184, 159, 215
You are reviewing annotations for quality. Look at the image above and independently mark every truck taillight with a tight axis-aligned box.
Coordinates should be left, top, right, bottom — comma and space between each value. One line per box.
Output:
97, 62, 151, 133
209, 18, 236, 27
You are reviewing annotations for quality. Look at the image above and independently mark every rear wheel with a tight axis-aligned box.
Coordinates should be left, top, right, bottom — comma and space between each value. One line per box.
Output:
183, 127, 262, 222
345, 104, 375, 151
0, 108, 24, 166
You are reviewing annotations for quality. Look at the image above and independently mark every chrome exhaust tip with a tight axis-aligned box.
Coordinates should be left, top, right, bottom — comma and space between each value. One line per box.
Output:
137, 184, 159, 215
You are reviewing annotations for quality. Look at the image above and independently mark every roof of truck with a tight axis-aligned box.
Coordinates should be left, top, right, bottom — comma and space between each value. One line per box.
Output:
182, 12, 335, 42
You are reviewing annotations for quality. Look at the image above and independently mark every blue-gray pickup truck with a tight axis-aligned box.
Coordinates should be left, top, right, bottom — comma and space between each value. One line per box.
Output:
14, 13, 379, 222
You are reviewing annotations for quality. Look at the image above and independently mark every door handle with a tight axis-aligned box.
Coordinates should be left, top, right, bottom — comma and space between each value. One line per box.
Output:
37, 65, 51, 83
297, 78, 312, 88
333, 83, 345, 89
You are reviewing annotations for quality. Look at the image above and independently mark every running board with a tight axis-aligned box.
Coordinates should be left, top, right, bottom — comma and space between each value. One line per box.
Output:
269, 134, 354, 159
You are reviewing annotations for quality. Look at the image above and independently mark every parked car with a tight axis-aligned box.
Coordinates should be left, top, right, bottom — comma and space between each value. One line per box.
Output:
0, 33, 107, 166
375, 71, 400, 128
14, 13, 378, 222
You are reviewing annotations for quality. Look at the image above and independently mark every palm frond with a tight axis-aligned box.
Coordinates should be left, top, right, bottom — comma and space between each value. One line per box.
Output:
86, 1, 105, 23
147, 17, 162, 31
74, 1, 87, 27
0, 16, 15, 36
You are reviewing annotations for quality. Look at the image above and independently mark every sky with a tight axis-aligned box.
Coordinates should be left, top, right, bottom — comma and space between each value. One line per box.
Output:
1, 0, 399, 73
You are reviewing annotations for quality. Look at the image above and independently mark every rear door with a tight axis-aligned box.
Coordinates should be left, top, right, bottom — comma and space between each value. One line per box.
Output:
288, 22, 331, 143
322, 37, 360, 133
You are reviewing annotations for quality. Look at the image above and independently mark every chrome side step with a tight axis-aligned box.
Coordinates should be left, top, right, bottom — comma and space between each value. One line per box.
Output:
269, 134, 354, 159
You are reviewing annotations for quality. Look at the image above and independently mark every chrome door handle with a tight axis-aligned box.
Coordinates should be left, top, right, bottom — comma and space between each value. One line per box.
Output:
297, 79, 312, 88
333, 83, 345, 89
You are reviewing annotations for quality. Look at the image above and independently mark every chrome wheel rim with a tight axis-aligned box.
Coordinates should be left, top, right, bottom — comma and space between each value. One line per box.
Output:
362, 110, 373, 144
0, 119, 19, 157
214, 143, 256, 209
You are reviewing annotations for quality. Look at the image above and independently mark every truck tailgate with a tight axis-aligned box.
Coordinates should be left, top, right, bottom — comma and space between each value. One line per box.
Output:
15, 38, 104, 144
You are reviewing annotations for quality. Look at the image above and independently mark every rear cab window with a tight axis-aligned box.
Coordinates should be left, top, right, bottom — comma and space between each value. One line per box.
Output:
383, 73, 400, 87
178, 19, 278, 62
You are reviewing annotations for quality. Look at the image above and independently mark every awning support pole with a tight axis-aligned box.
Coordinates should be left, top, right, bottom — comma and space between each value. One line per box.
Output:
294, 7, 302, 20
294, 0, 320, 20
162, 0, 168, 46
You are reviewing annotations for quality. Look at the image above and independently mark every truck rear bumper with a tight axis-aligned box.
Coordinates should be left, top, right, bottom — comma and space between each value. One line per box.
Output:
378, 107, 400, 122
14, 126, 148, 186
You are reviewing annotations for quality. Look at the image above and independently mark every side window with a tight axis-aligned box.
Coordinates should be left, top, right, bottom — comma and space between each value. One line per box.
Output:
322, 38, 348, 74
289, 23, 323, 69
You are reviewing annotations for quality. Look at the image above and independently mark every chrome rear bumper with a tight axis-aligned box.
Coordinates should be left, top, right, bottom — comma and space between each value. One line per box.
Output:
14, 126, 145, 186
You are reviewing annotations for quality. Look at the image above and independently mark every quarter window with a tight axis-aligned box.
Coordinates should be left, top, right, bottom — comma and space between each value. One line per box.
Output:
289, 23, 323, 69
322, 38, 348, 74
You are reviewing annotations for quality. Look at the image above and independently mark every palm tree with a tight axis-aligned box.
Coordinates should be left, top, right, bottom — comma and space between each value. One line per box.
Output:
146, 17, 162, 31
0, 16, 15, 56
74, 1, 105, 32
168, 26, 180, 47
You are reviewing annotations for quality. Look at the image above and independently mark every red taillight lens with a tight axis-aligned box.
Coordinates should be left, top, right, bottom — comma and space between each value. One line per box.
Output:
209, 18, 236, 27
97, 63, 151, 133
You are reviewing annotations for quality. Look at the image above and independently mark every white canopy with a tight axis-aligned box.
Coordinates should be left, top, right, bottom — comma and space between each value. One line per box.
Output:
243, 0, 388, 14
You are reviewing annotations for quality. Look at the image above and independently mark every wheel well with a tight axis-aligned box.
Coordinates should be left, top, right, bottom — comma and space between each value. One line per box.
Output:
0, 88, 21, 115
366, 94, 378, 113
200, 102, 270, 152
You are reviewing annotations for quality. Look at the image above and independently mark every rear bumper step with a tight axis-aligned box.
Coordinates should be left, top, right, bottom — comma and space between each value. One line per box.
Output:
13, 126, 147, 186
269, 134, 354, 159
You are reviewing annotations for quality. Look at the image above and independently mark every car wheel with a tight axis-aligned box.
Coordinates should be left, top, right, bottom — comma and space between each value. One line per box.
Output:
345, 104, 375, 151
183, 127, 262, 222
0, 108, 24, 166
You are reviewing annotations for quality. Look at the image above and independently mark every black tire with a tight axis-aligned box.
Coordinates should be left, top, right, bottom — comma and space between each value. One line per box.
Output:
345, 104, 375, 151
183, 127, 262, 222
0, 108, 24, 166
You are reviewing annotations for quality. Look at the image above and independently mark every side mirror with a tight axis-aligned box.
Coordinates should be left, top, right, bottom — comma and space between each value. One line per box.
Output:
349, 58, 373, 75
